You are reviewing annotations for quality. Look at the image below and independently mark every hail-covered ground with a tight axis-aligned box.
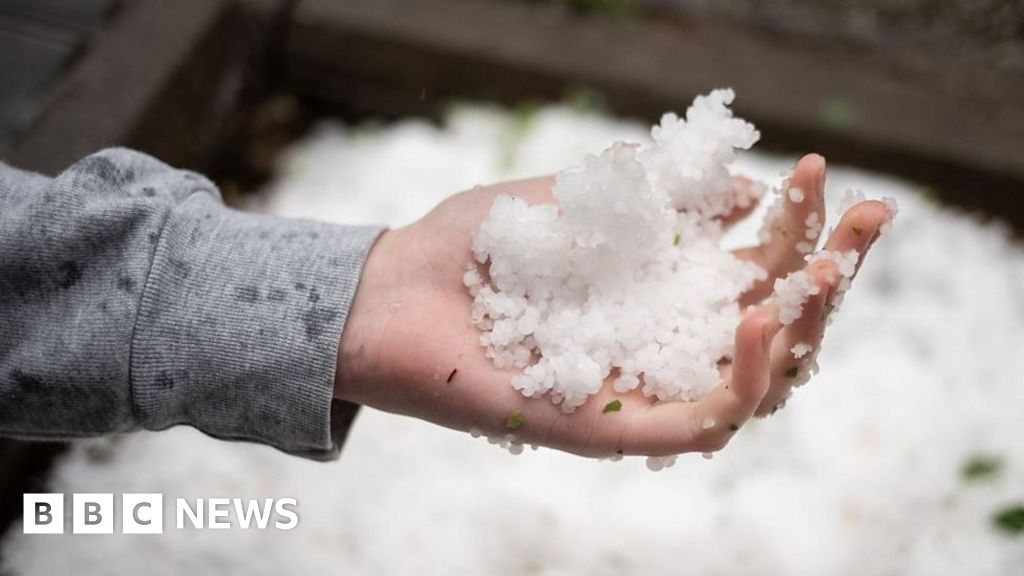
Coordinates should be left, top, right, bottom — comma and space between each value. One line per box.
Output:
4, 101, 1023, 575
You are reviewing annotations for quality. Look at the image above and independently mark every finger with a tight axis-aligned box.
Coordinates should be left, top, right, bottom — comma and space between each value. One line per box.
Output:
823, 199, 892, 273
756, 259, 837, 416
754, 200, 892, 416
718, 176, 764, 229
619, 305, 781, 456
734, 154, 826, 306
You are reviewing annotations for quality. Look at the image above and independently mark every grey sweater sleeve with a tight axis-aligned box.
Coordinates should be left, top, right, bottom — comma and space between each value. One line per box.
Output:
0, 148, 382, 460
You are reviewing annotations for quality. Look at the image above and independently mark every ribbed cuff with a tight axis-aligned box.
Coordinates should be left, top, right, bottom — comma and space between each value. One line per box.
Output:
131, 191, 382, 460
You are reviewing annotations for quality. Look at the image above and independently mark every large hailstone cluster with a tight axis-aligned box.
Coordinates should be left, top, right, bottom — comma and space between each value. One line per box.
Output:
466, 89, 774, 412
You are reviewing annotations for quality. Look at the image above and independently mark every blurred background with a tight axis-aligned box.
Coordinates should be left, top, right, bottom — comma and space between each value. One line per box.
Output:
1, 1, 1023, 574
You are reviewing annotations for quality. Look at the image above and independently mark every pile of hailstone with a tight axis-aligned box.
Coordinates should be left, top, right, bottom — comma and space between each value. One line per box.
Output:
466, 89, 850, 412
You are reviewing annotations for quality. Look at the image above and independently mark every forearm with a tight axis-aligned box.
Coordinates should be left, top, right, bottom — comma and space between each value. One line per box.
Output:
0, 149, 382, 459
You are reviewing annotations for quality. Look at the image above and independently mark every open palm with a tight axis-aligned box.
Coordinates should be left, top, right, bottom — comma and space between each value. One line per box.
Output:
336, 154, 891, 458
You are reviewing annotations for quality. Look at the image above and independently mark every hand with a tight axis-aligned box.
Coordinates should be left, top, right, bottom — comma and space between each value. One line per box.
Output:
335, 154, 891, 458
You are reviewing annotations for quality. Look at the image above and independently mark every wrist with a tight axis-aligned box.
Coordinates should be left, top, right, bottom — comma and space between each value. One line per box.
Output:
334, 228, 400, 403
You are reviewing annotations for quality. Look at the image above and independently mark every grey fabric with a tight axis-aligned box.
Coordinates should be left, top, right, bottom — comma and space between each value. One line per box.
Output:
0, 148, 382, 460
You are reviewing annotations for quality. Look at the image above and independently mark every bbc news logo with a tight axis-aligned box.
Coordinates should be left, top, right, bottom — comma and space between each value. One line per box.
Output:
23, 494, 299, 534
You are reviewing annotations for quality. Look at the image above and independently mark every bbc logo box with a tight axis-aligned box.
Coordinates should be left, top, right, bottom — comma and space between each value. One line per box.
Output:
23, 493, 163, 534
22, 494, 63, 534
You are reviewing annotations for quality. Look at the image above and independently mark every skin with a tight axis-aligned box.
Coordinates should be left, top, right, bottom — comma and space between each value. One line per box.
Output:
335, 154, 892, 458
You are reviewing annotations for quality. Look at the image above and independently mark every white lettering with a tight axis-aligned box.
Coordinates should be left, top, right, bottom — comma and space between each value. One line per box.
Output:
207, 498, 231, 529
275, 498, 298, 530
176, 498, 204, 529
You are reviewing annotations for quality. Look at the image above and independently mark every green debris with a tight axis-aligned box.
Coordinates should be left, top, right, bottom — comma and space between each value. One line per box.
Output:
506, 409, 525, 430
521, 0, 639, 18
510, 101, 541, 136
571, 0, 638, 16
852, 226, 864, 237
565, 87, 609, 113
499, 101, 541, 169
993, 504, 1024, 536
918, 186, 941, 204
673, 233, 681, 246
962, 455, 1002, 482
822, 304, 835, 320
602, 399, 623, 413
818, 97, 855, 130
783, 366, 799, 378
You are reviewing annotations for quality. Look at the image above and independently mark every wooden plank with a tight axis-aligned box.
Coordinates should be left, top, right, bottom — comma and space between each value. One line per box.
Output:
5, 0, 252, 174
288, 0, 1024, 178
0, 22, 80, 143
0, 0, 125, 31
284, 0, 1024, 227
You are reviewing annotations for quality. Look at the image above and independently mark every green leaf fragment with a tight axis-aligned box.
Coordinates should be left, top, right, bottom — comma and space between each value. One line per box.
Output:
565, 86, 610, 112
822, 304, 835, 320
783, 366, 799, 378
506, 409, 525, 430
818, 97, 855, 130
602, 399, 622, 413
510, 101, 540, 135
962, 455, 1002, 482
673, 233, 681, 246
993, 504, 1024, 535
